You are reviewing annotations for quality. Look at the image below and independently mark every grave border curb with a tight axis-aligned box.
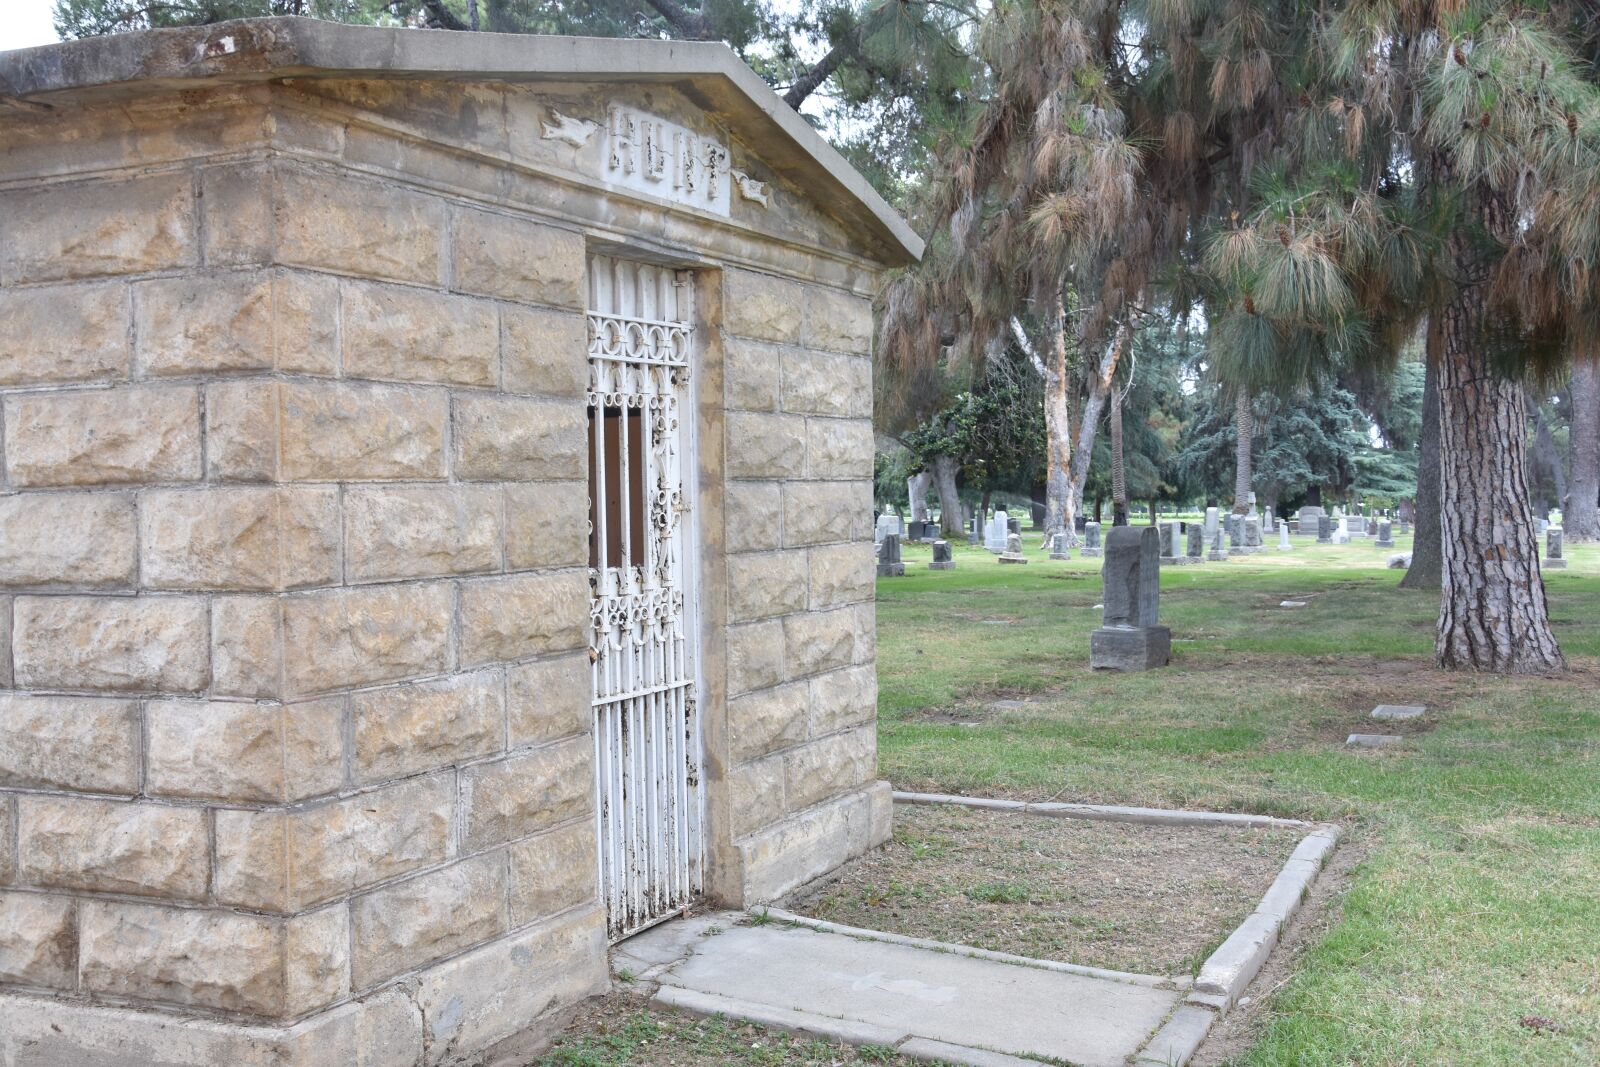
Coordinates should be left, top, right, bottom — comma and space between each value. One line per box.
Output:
894, 790, 1314, 831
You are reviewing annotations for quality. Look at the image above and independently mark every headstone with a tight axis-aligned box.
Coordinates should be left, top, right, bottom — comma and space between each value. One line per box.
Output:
1007, 516, 1022, 536
1333, 517, 1350, 544
1227, 514, 1243, 549
1048, 532, 1070, 560
1159, 520, 1180, 562
1366, 517, 1379, 537
985, 510, 1009, 553
874, 509, 900, 546
1375, 520, 1394, 549
1545, 526, 1568, 569
1081, 521, 1103, 558
1243, 517, 1262, 551
929, 539, 956, 570
1537, 517, 1550, 537
1186, 524, 1205, 561
907, 470, 932, 523
1317, 515, 1332, 544
1346, 733, 1403, 749
1296, 505, 1325, 539
1090, 526, 1170, 671
1204, 506, 1221, 541
876, 533, 905, 577
1278, 522, 1291, 550
1074, 514, 1087, 532
1371, 704, 1424, 721
998, 531, 1028, 564
1207, 527, 1228, 561
1397, 520, 1412, 535
969, 515, 982, 545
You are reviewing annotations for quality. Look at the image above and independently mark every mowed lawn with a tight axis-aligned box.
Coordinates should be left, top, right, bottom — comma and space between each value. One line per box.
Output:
876, 532, 1600, 1066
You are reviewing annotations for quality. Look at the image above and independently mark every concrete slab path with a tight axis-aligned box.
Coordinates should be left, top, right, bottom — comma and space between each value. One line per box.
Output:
617, 914, 1184, 1066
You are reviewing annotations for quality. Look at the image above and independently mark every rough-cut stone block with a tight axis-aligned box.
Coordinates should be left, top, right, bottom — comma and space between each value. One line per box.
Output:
1090, 625, 1172, 672
0, 891, 77, 990
204, 379, 277, 482
211, 595, 283, 699
351, 853, 508, 991
458, 572, 588, 667
461, 736, 591, 851
281, 582, 453, 696
0, 492, 136, 588
728, 682, 808, 762
140, 486, 340, 591
726, 550, 808, 623
135, 271, 338, 377
783, 482, 870, 546
279, 380, 448, 481
0, 600, 9, 688
502, 304, 587, 397
200, 161, 274, 268
807, 542, 874, 609
0, 282, 129, 386
724, 270, 804, 343
784, 727, 875, 810
808, 665, 877, 737
214, 774, 453, 912
452, 207, 584, 307
508, 821, 594, 924
782, 608, 857, 679
725, 481, 783, 554
0, 796, 11, 883
503, 481, 587, 571
285, 904, 351, 1017
352, 671, 504, 784
729, 756, 786, 839
275, 167, 444, 285
344, 485, 501, 583
782, 351, 871, 418
738, 787, 875, 902
724, 338, 784, 412
0, 694, 139, 794
803, 287, 874, 355
506, 653, 589, 747
453, 394, 585, 481
806, 418, 873, 479
19, 796, 208, 899
727, 620, 784, 697
725, 412, 806, 480
3, 386, 200, 488
342, 280, 497, 386
146, 698, 343, 803
12, 594, 208, 692
0, 171, 195, 283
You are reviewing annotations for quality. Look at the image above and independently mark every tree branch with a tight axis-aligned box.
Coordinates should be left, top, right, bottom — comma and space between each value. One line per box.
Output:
782, 24, 864, 110
639, 0, 712, 39
419, 0, 470, 30
1011, 317, 1050, 381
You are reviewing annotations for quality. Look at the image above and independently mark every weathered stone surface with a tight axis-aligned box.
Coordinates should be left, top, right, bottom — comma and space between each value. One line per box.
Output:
783, 482, 870, 546
352, 671, 505, 784
453, 394, 585, 481
453, 207, 585, 307
0, 891, 77, 990
281, 582, 453, 696
199, 160, 274, 268
503, 481, 587, 571
275, 167, 444, 285
461, 736, 591, 851
342, 280, 497, 386
728, 756, 786, 839
1089, 625, 1171, 672
0, 493, 136, 588
79, 901, 283, 1015
784, 727, 875, 811
0, 694, 139, 794
782, 608, 857, 679
205, 379, 277, 482
808, 665, 876, 737
3, 386, 200, 488
807, 543, 873, 609
279, 381, 449, 481
727, 620, 784, 697
739, 786, 878, 902
724, 270, 804, 343
0, 796, 11, 883
782, 351, 871, 418
725, 482, 782, 554
19, 797, 208, 899
0, 282, 129, 386
351, 853, 508, 990
12, 594, 208, 692
135, 271, 338, 377
210, 595, 283, 699
0, 171, 195, 283
458, 572, 589, 667
802, 287, 873, 355
729, 682, 808, 762
344, 485, 501, 583
215, 774, 453, 912
506, 652, 589, 747
724, 338, 784, 412
284, 904, 351, 1017
806, 419, 873, 479
0, 600, 9, 688
726, 550, 809, 623
141, 486, 340, 591
725, 412, 806, 480
146, 698, 343, 803
508, 822, 594, 924
502, 304, 588, 397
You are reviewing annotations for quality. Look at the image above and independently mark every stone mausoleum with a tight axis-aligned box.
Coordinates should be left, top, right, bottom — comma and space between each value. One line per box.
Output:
0, 19, 919, 1065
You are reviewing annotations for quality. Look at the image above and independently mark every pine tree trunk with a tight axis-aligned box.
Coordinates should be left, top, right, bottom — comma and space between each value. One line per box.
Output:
1110, 387, 1128, 525
1567, 358, 1600, 541
931, 453, 964, 537
1400, 328, 1442, 591
1434, 285, 1564, 672
1231, 392, 1253, 514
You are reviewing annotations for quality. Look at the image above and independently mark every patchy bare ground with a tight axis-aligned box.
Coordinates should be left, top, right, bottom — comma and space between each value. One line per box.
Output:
781, 803, 1304, 977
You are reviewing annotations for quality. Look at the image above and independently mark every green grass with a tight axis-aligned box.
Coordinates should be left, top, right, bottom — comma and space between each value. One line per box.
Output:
877, 532, 1600, 1065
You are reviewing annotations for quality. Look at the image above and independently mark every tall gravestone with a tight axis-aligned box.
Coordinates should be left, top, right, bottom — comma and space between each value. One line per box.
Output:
1278, 522, 1292, 550
1090, 526, 1170, 670
1208, 527, 1228, 561
1048, 532, 1070, 560
1186, 524, 1205, 562
1317, 515, 1333, 544
1204, 506, 1221, 541
1545, 526, 1568, 569
877, 533, 906, 577
1081, 521, 1103, 558
1243, 516, 1263, 553
985, 510, 1010, 553
1159, 520, 1181, 563
930, 539, 956, 570
1375, 520, 1394, 548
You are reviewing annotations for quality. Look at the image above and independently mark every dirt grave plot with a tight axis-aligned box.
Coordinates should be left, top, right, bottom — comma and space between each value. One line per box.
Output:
781, 802, 1304, 977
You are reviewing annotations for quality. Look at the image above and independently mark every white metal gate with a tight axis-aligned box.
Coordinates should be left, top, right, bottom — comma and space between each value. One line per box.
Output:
587, 254, 703, 942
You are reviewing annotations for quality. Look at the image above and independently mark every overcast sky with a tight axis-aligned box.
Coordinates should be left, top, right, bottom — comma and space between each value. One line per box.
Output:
1, 0, 59, 51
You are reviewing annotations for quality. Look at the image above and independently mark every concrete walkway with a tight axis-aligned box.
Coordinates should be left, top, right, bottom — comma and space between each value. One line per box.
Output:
614, 912, 1189, 1066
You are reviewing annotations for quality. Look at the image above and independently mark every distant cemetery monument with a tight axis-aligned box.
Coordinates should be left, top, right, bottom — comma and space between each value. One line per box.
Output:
1090, 526, 1171, 671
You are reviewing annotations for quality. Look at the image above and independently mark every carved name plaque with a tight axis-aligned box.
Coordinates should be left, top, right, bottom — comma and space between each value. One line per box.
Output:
603, 104, 732, 216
